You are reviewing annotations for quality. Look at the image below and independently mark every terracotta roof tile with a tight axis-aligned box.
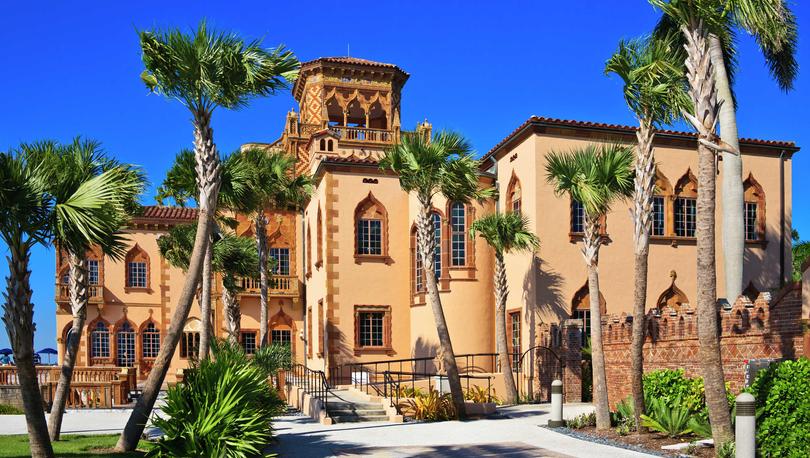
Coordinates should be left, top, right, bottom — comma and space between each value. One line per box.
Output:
304, 56, 401, 70
136, 205, 198, 222
482, 116, 799, 162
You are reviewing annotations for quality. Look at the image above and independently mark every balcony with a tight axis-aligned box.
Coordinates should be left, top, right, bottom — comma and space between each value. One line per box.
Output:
332, 126, 392, 144
238, 275, 298, 297
56, 283, 103, 304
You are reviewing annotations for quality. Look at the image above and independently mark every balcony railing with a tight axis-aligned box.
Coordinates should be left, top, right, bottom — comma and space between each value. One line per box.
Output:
332, 126, 392, 143
238, 275, 298, 297
56, 283, 103, 303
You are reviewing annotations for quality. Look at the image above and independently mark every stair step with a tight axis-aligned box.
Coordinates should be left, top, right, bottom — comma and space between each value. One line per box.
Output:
332, 414, 390, 423
327, 402, 382, 410
329, 409, 387, 416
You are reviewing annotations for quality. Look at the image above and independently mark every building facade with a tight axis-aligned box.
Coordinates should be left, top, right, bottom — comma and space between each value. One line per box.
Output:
54, 57, 800, 389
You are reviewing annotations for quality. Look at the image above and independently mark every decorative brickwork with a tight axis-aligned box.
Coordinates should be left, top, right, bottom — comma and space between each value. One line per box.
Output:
602, 286, 804, 407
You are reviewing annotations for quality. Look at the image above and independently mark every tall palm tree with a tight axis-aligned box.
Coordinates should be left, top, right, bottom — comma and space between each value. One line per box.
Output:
380, 131, 494, 419
650, 0, 735, 444
605, 33, 689, 431
545, 144, 634, 430
470, 212, 539, 405
655, 0, 798, 301
118, 21, 299, 452
156, 149, 251, 358
0, 146, 54, 458
44, 139, 145, 441
238, 148, 312, 347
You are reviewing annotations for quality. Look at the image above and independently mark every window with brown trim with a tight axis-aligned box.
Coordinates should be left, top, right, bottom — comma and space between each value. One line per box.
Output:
743, 173, 766, 242
307, 306, 313, 358
306, 224, 312, 276
450, 202, 466, 267
141, 322, 160, 358
317, 300, 325, 356
354, 192, 389, 259
125, 244, 150, 289
354, 305, 392, 353
180, 332, 199, 359
506, 173, 522, 215
241, 331, 257, 355
507, 310, 521, 370
570, 200, 585, 234
91, 321, 110, 359
674, 169, 698, 239
115, 321, 136, 367
316, 205, 323, 267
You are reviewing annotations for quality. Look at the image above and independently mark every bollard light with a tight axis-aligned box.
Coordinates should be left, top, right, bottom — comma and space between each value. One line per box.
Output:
548, 379, 564, 427
735, 392, 756, 458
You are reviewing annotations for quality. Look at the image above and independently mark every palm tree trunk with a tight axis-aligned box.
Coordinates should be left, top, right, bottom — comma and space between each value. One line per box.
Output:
224, 287, 240, 344
2, 243, 54, 457
255, 213, 269, 347
197, 235, 213, 359
583, 214, 610, 430
682, 18, 734, 446
116, 111, 221, 452
48, 251, 88, 441
416, 202, 466, 419
494, 252, 518, 404
709, 34, 743, 302
630, 119, 655, 432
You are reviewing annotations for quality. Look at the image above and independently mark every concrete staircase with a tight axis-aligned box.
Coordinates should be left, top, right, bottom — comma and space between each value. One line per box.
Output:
326, 388, 390, 424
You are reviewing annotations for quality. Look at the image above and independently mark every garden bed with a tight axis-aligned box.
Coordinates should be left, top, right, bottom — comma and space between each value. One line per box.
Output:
552, 426, 714, 457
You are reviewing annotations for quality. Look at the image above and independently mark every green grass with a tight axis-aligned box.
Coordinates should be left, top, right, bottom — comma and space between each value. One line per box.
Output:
0, 404, 24, 415
0, 434, 155, 457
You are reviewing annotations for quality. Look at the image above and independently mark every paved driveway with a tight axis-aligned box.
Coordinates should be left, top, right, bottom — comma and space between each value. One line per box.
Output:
269, 404, 655, 458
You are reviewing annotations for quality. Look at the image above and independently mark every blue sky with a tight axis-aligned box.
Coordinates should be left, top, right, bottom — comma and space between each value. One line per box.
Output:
1, 0, 808, 351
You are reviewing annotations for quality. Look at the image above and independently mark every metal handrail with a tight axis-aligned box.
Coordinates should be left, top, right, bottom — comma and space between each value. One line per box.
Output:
290, 363, 330, 418
381, 370, 495, 416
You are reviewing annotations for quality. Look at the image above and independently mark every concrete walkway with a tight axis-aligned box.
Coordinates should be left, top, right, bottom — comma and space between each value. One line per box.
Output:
0, 409, 136, 436
269, 404, 656, 458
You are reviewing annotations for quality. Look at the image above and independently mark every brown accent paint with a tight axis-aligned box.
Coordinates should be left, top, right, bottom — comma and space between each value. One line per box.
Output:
353, 305, 393, 355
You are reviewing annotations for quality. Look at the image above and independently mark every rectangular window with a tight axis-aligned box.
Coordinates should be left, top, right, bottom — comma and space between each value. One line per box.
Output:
141, 324, 160, 358
509, 311, 521, 370
127, 262, 147, 288
116, 327, 135, 367
450, 203, 466, 266
571, 200, 585, 234
358, 312, 385, 347
573, 310, 591, 346
415, 250, 424, 292
180, 332, 200, 358
651, 196, 665, 236
356, 219, 383, 255
512, 198, 521, 215
91, 325, 110, 359
241, 331, 257, 355
271, 329, 291, 346
745, 202, 758, 241
87, 259, 99, 285
269, 248, 290, 276
432, 213, 442, 279
674, 197, 697, 237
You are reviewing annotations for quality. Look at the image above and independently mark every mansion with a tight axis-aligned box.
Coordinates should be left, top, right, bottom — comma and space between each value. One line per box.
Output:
54, 57, 799, 385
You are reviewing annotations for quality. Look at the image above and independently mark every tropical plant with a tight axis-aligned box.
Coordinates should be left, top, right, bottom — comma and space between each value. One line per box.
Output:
0, 147, 54, 457
687, 415, 713, 439
545, 144, 634, 429
470, 212, 539, 404
611, 396, 637, 433
238, 147, 312, 347
380, 130, 494, 419
640, 397, 693, 437
464, 385, 500, 405
605, 32, 689, 432
118, 21, 298, 451
147, 339, 285, 457
566, 412, 597, 429
746, 357, 810, 457
649, 0, 735, 444
716, 441, 736, 458
405, 391, 455, 422
252, 343, 293, 374
396, 386, 426, 399
654, 0, 797, 302
43, 139, 145, 441
791, 231, 810, 282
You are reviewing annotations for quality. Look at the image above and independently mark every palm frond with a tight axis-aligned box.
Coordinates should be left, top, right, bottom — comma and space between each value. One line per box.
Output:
469, 212, 539, 255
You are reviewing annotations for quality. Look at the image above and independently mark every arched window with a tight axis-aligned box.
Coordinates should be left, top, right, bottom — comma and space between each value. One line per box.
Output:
656, 280, 689, 313
180, 318, 201, 359
327, 139, 334, 152
432, 212, 442, 279
116, 321, 135, 367
571, 282, 606, 344
652, 170, 673, 237
411, 225, 424, 293
674, 169, 698, 238
354, 192, 388, 258
91, 321, 110, 359
125, 244, 149, 289
450, 202, 466, 267
316, 205, 324, 267
506, 173, 522, 214
743, 173, 766, 242
319, 139, 326, 151
270, 308, 295, 359
141, 322, 160, 359
306, 224, 312, 275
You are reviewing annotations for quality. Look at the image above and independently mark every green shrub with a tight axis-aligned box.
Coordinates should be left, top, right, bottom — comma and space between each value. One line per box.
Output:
148, 340, 285, 457
405, 391, 454, 421
686, 415, 712, 439
716, 441, 735, 458
252, 343, 292, 373
746, 358, 810, 458
643, 369, 734, 422
611, 396, 636, 431
640, 397, 693, 437
0, 404, 24, 415
566, 412, 596, 429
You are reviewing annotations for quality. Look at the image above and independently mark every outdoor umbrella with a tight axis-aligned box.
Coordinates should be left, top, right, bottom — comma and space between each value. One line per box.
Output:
38, 348, 58, 365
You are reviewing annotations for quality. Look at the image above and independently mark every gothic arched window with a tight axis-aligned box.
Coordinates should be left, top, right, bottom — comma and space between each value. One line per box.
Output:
354, 192, 388, 258
125, 244, 149, 289
674, 169, 698, 238
91, 321, 110, 359
743, 173, 766, 242
141, 321, 160, 359
116, 321, 135, 367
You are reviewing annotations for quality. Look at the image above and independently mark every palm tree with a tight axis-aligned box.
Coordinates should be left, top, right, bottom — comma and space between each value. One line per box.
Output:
156, 149, 251, 358
605, 33, 689, 431
117, 21, 299, 452
470, 212, 539, 405
0, 146, 54, 457
44, 139, 145, 441
238, 147, 312, 347
650, 0, 736, 444
655, 0, 798, 301
545, 144, 634, 430
380, 131, 494, 419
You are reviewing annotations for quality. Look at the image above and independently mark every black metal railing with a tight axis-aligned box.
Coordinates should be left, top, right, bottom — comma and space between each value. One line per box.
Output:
381, 370, 495, 415
290, 364, 330, 416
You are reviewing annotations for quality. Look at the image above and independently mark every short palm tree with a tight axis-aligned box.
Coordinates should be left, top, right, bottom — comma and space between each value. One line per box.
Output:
238, 147, 312, 347
0, 146, 54, 458
654, 0, 798, 303
470, 212, 539, 405
545, 144, 634, 430
119, 21, 299, 451
43, 139, 145, 441
156, 149, 251, 358
380, 131, 494, 419
650, 0, 737, 443
605, 33, 689, 431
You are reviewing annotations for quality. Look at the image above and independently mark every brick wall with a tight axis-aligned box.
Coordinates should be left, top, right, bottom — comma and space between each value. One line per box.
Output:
602, 285, 804, 407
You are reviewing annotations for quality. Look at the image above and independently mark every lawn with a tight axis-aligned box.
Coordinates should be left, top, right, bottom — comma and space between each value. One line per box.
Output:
0, 434, 154, 458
